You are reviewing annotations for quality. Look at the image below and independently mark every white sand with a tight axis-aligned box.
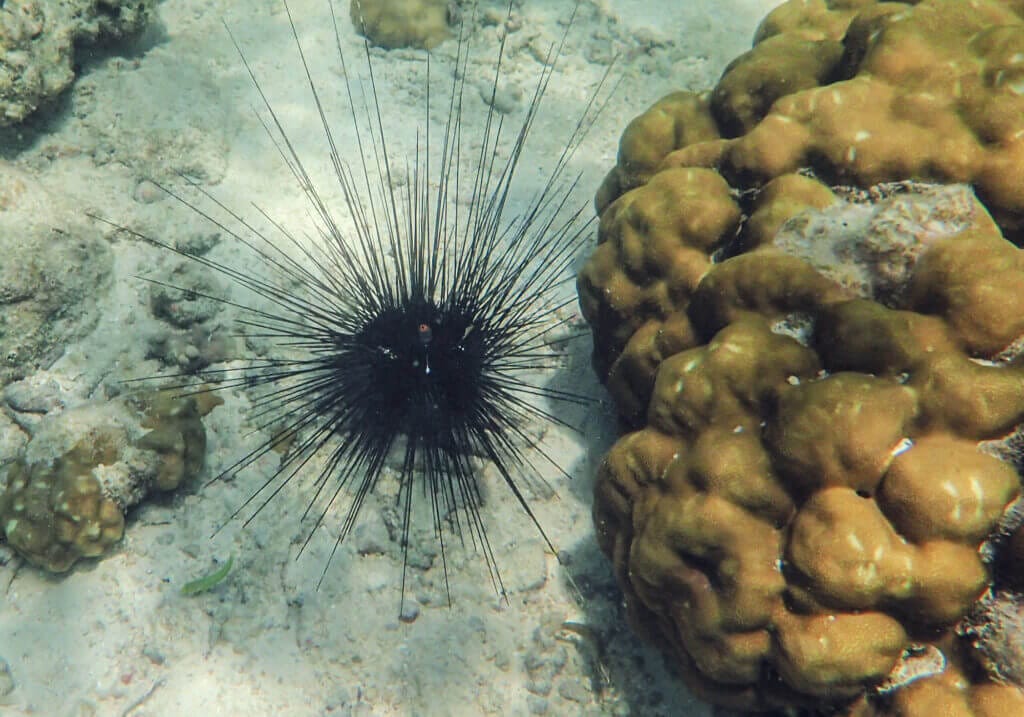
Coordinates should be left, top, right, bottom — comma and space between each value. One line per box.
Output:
0, 1, 779, 715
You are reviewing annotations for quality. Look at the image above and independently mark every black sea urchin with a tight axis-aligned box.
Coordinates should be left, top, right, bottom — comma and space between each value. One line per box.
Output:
101, 0, 610, 610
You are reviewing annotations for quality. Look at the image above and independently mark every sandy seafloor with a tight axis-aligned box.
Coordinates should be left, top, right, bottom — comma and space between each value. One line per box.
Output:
0, 1, 782, 715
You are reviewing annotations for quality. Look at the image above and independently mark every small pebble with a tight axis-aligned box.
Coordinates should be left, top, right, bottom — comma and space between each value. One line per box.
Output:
3, 375, 64, 413
133, 179, 165, 204
174, 231, 221, 256
404, 543, 435, 570
398, 603, 420, 623
527, 695, 549, 715
558, 679, 592, 703
465, 615, 486, 635
352, 513, 390, 555
142, 645, 166, 665
479, 80, 522, 114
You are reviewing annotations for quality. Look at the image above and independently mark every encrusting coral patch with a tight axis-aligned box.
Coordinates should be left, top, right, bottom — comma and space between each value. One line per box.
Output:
0, 392, 219, 572
349, 0, 452, 50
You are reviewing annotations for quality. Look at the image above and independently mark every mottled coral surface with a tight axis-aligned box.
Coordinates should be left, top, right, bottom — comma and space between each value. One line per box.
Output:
578, 1, 1024, 714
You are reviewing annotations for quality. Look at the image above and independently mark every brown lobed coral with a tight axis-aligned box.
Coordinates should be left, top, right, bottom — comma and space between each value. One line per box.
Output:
0, 391, 219, 572
596, 0, 1024, 243
349, 0, 451, 50
578, 1, 1024, 713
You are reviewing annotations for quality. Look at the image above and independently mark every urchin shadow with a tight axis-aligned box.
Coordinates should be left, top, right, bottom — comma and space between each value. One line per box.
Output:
556, 532, 792, 717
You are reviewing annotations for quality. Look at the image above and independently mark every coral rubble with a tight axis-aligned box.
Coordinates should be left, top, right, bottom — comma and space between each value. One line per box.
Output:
0, 0, 156, 127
